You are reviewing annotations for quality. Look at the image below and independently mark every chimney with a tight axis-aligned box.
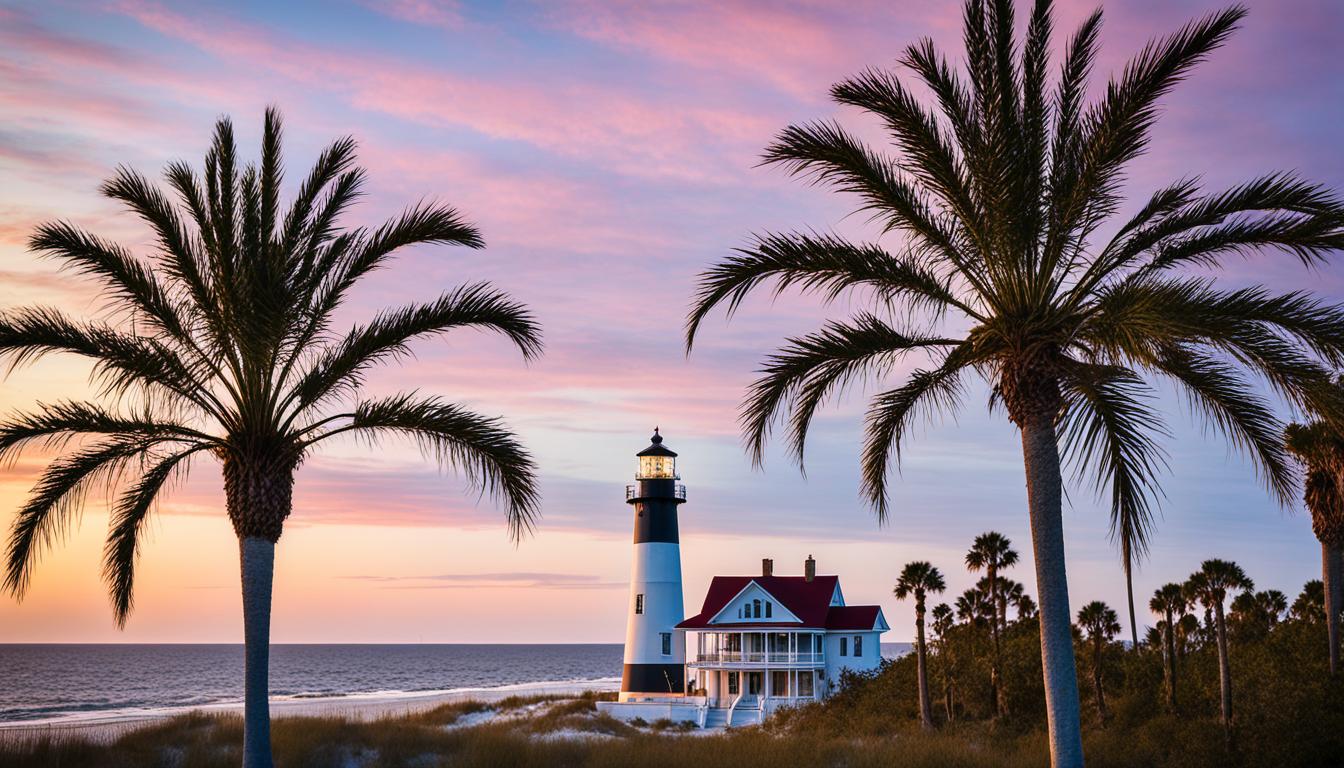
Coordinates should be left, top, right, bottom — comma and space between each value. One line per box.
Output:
762, 558, 773, 577
805, 555, 816, 582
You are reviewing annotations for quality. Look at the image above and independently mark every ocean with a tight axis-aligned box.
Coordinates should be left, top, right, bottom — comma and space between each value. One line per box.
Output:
0, 642, 911, 725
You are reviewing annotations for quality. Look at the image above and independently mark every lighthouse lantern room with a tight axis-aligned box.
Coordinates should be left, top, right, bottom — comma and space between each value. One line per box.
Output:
619, 428, 687, 700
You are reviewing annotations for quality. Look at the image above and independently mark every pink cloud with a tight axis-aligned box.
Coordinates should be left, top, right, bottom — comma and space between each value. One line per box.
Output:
359, 0, 464, 30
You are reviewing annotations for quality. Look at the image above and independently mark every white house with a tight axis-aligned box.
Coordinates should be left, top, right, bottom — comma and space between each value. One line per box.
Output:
676, 556, 889, 726
596, 430, 889, 729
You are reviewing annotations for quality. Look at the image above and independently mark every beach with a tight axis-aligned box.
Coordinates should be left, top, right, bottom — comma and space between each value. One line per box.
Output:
0, 678, 620, 744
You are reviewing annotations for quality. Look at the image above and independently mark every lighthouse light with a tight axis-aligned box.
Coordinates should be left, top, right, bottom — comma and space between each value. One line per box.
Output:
638, 454, 676, 479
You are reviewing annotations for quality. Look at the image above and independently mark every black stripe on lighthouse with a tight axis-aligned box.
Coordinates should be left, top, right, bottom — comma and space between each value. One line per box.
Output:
621, 663, 686, 694
633, 500, 679, 544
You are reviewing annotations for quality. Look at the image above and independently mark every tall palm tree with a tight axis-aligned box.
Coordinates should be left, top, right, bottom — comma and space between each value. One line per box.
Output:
1186, 559, 1253, 746
1285, 418, 1344, 674
1149, 582, 1188, 711
966, 531, 1018, 716
683, 1, 1344, 763
1076, 600, 1120, 724
931, 602, 957, 721
0, 110, 542, 768
895, 560, 947, 729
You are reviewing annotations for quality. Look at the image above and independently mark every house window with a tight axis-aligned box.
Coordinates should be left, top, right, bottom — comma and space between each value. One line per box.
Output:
765, 601, 773, 618
661, 632, 672, 655
771, 671, 789, 697
753, 599, 761, 618
798, 671, 814, 697
853, 635, 863, 657
840, 637, 848, 656
814, 635, 824, 654
635, 594, 644, 614
728, 672, 739, 695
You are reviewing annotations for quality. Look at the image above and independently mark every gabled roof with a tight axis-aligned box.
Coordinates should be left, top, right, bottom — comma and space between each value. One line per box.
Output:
676, 575, 885, 631
825, 605, 889, 631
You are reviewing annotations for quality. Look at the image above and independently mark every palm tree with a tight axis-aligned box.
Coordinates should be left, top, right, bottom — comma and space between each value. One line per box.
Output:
1186, 559, 1254, 746
966, 531, 1018, 716
1076, 601, 1120, 724
0, 110, 542, 768
683, 1, 1344, 762
1149, 583, 1188, 711
1014, 591, 1038, 621
931, 602, 957, 721
985, 575, 1027, 629
895, 560, 947, 729
1285, 419, 1344, 674
1292, 579, 1325, 622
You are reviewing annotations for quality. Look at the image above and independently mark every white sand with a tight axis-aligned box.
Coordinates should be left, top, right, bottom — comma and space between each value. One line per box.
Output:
0, 678, 620, 744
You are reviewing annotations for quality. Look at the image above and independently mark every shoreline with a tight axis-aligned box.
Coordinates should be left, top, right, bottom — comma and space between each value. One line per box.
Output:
0, 678, 621, 744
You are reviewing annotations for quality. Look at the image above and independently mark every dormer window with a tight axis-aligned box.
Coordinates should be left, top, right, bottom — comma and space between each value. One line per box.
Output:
753, 599, 762, 618
765, 601, 773, 618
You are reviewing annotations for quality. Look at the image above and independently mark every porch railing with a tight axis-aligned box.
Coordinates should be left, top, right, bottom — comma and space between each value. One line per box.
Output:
690, 651, 825, 665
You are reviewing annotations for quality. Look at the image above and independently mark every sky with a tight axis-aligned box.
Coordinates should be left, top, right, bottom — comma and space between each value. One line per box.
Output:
2, 0, 1343, 645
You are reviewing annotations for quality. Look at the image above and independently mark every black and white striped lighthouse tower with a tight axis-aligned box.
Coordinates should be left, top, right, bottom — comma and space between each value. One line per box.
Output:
619, 428, 687, 700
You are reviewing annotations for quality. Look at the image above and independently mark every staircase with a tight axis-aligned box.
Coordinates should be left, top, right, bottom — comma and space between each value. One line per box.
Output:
702, 708, 730, 729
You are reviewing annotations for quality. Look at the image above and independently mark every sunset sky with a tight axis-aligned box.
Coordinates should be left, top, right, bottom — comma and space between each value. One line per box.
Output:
3, 0, 1344, 645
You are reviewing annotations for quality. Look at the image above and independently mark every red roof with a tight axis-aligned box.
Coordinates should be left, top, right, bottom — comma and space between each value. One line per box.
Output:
675, 575, 882, 631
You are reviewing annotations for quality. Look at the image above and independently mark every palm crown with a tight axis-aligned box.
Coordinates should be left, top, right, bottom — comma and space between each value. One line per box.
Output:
1186, 559, 1254, 609
1077, 601, 1120, 641
1, 109, 542, 625
1149, 583, 1188, 618
1285, 418, 1344, 548
684, 0, 1344, 576
895, 560, 948, 600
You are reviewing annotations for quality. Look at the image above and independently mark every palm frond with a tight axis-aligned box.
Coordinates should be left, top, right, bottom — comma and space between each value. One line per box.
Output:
284, 283, 542, 423
1152, 345, 1294, 504
861, 344, 974, 522
304, 394, 539, 541
4, 438, 161, 598
685, 231, 973, 350
1059, 362, 1169, 561
740, 314, 960, 469
103, 446, 202, 627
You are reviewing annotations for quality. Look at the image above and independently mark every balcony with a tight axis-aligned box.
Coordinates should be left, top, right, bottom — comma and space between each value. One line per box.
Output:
626, 483, 687, 501
688, 651, 825, 667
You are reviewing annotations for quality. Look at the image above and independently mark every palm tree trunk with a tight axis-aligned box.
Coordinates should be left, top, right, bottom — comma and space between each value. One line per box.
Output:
240, 537, 275, 768
1123, 553, 1138, 649
1163, 609, 1177, 711
988, 564, 1005, 718
1092, 639, 1107, 725
1214, 601, 1233, 748
1325, 543, 1342, 676
916, 599, 933, 730
1021, 414, 1085, 768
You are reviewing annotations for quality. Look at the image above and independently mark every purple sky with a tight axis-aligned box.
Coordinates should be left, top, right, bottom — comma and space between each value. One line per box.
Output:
2, 0, 1343, 643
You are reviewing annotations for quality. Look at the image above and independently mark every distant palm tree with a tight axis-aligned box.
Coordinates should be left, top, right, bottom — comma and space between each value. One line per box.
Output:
1186, 559, 1254, 746
931, 602, 957, 721
982, 575, 1027, 629
1259, 590, 1287, 627
1014, 591, 1038, 621
955, 586, 995, 627
1285, 418, 1344, 674
895, 560, 947, 729
0, 110, 542, 768
1076, 601, 1120, 724
1292, 579, 1325, 622
966, 531, 1018, 716
1149, 583, 1188, 711
683, 1, 1344, 763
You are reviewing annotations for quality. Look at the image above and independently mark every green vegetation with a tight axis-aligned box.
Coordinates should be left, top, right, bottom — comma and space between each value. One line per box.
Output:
0, 109, 542, 768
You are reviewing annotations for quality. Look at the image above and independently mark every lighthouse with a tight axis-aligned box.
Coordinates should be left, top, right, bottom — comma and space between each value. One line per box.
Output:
619, 428, 687, 700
